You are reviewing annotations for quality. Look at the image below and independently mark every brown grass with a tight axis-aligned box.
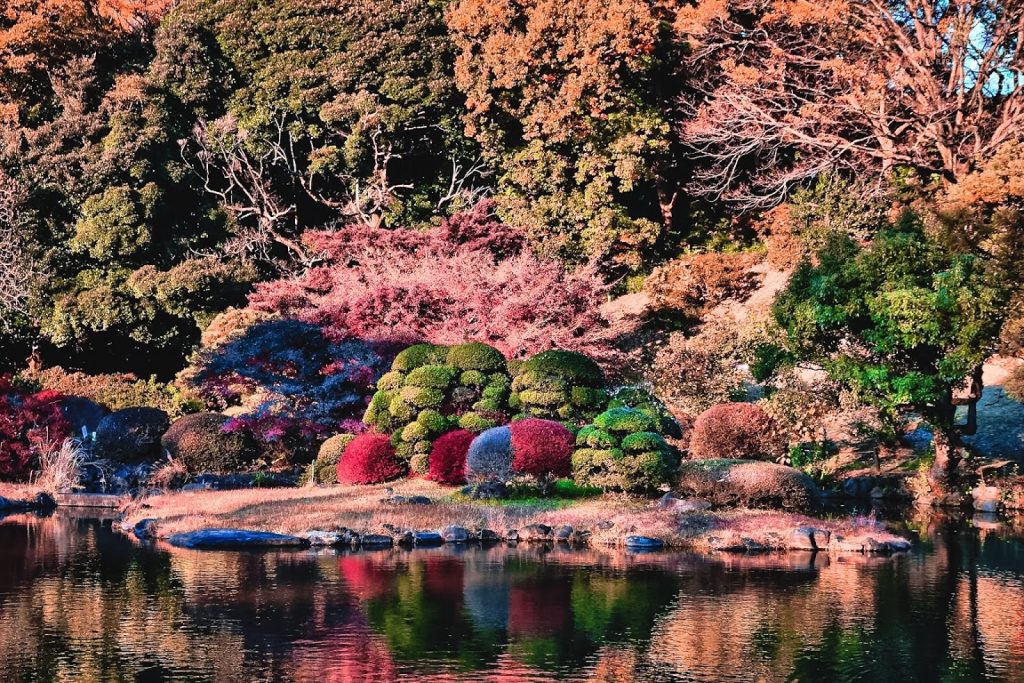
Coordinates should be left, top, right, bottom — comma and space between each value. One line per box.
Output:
122, 480, 909, 551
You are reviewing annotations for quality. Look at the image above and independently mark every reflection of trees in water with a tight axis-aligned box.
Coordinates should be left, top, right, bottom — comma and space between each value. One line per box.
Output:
1, 512, 1022, 681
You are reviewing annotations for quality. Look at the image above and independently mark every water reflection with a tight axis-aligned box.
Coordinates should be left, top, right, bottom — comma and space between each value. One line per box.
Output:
0, 511, 1022, 682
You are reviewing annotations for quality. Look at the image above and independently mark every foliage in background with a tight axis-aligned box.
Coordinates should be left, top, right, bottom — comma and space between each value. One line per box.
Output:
248, 203, 621, 365
449, 0, 687, 271
183, 318, 387, 463
31, 366, 201, 418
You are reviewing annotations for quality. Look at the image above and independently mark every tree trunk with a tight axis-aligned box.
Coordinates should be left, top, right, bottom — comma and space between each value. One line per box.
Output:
929, 426, 961, 498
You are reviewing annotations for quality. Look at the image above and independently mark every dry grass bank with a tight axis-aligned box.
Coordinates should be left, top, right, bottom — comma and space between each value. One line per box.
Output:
120, 480, 909, 551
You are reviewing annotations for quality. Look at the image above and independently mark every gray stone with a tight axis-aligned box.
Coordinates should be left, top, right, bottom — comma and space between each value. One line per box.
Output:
971, 485, 1002, 513
407, 496, 432, 505
742, 538, 766, 552
658, 492, 679, 509
624, 536, 664, 550
554, 525, 574, 541
442, 525, 471, 543
596, 520, 615, 530
505, 529, 519, 542
360, 534, 393, 548
301, 530, 343, 546
477, 529, 500, 543
133, 518, 158, 541
168, 529, 310, 549
519, 524, 553, 541
842, 477, 875, 498
674, 498, 713, 513
787, 527, 817, 550
413, 531, 444, 546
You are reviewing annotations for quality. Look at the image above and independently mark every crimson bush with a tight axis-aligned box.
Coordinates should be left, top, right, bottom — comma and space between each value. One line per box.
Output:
0, 379, 70, 480
336, 433, 407, 485
428, 429, 475, 485
509, 418, 573, 479
688, 403, 786, 461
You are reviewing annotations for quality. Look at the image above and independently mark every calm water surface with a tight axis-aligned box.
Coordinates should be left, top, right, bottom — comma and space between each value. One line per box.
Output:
1, 511, 1023, 682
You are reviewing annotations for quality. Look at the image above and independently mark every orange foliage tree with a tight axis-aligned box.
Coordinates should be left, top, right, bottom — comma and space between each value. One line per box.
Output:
448, 0, 687, 270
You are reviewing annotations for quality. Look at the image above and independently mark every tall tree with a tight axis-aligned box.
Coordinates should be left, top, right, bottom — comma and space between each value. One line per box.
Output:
679, 0, 1024, 208
448, 0, 687, 270
763, 218, 1008, 496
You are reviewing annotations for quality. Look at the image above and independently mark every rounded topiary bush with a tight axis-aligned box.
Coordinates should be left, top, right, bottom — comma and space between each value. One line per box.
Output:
336, 433, 406, 484
465, 426, 513, 483
509, 350, 607, 426
364, 342, 510, 472
307, 433, 356, 485
607, 386, 683, 438
509, 418, 573, 479
428, 429, 475, 484
572, 406, 679, 491
162, 412, 259, 474
94, 407, 170, 462
688, 403, 785, 461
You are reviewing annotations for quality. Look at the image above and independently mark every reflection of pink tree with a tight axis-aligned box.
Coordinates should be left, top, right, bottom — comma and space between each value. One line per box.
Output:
337, 555, 396, 602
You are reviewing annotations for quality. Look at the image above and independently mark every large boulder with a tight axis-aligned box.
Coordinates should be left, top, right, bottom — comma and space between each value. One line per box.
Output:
675, 459, 820, 510
168, 529, 310, 549
93, 407, 170, 462
59, 396, 108, 437
162, 412, 260, 474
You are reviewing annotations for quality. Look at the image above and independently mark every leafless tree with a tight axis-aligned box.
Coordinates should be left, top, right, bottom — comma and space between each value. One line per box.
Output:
681, 0, 1024, 208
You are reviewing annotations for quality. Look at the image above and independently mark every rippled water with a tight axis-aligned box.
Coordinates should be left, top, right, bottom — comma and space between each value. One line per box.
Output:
1, 511, 1023, 682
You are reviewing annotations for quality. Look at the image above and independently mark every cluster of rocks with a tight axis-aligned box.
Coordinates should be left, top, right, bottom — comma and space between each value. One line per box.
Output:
708, 526, 912, 554
839, 475, 910, 501
0, 492, 56, 513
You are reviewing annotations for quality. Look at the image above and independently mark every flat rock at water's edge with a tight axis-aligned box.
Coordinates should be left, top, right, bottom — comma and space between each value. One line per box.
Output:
625, 536, 664, 550
168, 529, 311, 549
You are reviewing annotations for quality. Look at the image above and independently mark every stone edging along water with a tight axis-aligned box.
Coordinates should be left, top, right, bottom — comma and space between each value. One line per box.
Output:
129, 520, 912, 555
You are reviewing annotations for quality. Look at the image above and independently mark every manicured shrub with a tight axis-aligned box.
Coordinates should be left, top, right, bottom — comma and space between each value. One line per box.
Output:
572, 406, 679, 491
606, 386, 683, 438
183, 318, 387, 464
465, 426, 513, 483
509, 350, 608, 426
93, 407, 170, 462
364, 341, 510, 472
509, 418, 573, 479
0, 379, 70, 480
428, 429, 475, 485
161, 412, 259, 474
303, 434, 356, 485
336, 433, 406, 485
688, 403, 786, 461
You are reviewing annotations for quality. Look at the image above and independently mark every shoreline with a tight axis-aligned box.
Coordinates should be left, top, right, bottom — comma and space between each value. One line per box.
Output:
97, 480, 914, 554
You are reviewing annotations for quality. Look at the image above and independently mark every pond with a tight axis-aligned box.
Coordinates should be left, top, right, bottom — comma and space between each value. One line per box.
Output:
1, 511, 1023, 682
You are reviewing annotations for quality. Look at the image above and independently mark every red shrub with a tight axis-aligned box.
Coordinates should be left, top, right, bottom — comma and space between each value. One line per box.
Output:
688, 403, 786, 461
509, 418, 573, 479
428, 429, 474, 485
336, 433, 406, 485
0, 379, 70, 480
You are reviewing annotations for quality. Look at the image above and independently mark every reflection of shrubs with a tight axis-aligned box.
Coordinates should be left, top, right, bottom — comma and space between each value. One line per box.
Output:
428, 429, 475, 484
688, 403, 785, 461
161, 412, 259, 474
509, 350, 607, 426
573, 407, 678, 491
183, 319, 386, 463
509, 419, 573, 479
337, 433, 406, 484
93, 407, 170, 462
0, 379, 70, 480
364, 342, 510, 472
